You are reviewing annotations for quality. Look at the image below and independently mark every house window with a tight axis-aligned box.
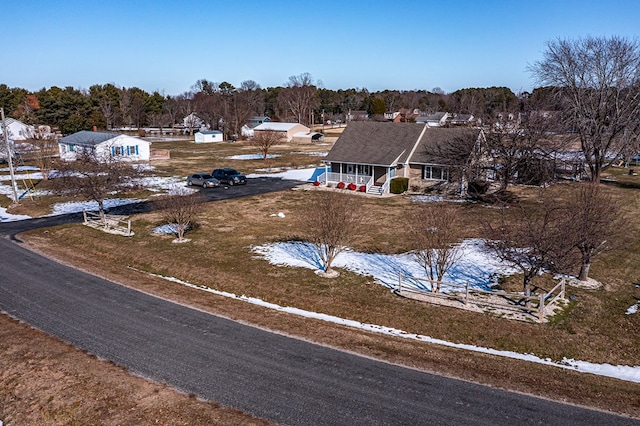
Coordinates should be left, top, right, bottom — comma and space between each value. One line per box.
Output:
67, 144, 75, 152
422, 165, 449, 181
357, 165, 371, 176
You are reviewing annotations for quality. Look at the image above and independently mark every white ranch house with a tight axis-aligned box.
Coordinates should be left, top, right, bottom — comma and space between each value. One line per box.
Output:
59, 131, 151, 162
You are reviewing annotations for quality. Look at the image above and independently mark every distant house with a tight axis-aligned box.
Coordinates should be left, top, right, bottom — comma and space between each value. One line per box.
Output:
416, 112, 451, 127
346, 110, 369, 122
0, 118, 32, 141
247, 116, 270, 126
194, 130, 224, 143
252, 122, 311, 142
241, 116, 271, 138
385, 108, 419, 123
449, 113, 475, 126
59, 131, 151, 162
182, 113, 207, 134
319, 122, 485, 195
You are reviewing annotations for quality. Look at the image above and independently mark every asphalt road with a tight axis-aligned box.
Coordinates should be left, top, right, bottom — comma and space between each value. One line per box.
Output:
0, 179, 638, 425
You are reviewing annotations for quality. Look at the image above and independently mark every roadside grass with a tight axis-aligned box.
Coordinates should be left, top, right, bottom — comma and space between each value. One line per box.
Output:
19, 184, 640, 417
22, 185, 640, 365
4, 141, 640, 417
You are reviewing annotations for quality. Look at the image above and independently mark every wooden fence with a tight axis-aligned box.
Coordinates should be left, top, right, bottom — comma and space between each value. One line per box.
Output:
396, 274, 566, 322
83, 210, 133, 237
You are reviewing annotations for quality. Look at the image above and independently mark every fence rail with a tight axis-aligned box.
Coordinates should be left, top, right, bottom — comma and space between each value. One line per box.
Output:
83, 210, 133, 236
396, 273, 566, 322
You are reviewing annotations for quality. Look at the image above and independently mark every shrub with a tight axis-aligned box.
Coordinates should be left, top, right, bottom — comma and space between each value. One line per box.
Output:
347, 182, 357, 190
337, 182, 346, 189
390, 177, 409, 194
359, 185, 366, 192
313, 180, 320, 186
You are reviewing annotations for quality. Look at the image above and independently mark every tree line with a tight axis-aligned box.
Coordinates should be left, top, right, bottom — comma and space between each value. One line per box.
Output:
0, 74, 525, 136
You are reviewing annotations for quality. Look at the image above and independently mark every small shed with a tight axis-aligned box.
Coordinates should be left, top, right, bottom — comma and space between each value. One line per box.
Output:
293, 132, 324, 143
195, 130, 224, 143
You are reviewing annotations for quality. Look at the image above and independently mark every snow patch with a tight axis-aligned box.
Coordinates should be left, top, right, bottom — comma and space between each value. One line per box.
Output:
626, 304, 638, 315
251, 239, 518, 291
227, 154, 279, 160
0, 206, 31, 222
50, 198, 144, 215
246, 167, 317, 182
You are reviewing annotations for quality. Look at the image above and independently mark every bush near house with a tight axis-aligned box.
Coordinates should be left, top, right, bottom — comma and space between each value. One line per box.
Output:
337, 182, 346, 189
390, 177, 409, 194
347, 182, 357, 190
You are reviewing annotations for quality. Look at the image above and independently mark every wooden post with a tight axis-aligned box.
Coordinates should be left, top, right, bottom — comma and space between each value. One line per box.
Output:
83, 209, 87, 224
398, 273, 402, 294
560, 279, 565, 299
538, 293, 545, 322
127, 219, 131, 236
465, 282, 469, 305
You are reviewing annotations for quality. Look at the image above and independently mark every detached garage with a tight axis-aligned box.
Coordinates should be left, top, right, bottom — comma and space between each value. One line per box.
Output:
195, 130, 224, 143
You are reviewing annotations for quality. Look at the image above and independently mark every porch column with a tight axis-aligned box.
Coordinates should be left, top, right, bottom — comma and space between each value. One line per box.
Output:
340, 163, 343, 182
324, 163, 328, 184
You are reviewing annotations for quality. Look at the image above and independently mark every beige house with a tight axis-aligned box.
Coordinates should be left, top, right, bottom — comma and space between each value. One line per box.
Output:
320, 122, 485, 195
252, 122, 310, 142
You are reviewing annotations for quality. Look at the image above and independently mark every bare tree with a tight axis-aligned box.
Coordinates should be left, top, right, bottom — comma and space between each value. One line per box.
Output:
486, 108, 563, 190
20, 126, 58, 180
298, 191, 363, 276
408, 204, 462, 293
158, 187, 205, 242
484, 197, 574, 307
421, 128, 485, 195
530, 36, 640, 182
278, 73, 317, 125
564, 183, 629, 281
52, 149, 141, 218
252, 130, 282, 160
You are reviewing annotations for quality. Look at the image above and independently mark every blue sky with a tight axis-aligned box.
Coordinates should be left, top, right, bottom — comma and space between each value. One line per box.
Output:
4, 0, 640, 95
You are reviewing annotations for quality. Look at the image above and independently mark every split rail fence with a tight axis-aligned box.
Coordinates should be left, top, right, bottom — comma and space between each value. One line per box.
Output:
83, 210, 133, 236
396, 273, 566, 322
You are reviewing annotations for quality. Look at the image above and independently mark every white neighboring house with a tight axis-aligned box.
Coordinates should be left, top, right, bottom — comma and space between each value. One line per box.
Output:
253, 122, 311, 142
0, 118, 32, 141
194, 130, 224, 143
59, 131, 151, 162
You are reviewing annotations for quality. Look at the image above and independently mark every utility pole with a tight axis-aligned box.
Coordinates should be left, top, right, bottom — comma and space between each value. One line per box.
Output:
1, 107, 19, 203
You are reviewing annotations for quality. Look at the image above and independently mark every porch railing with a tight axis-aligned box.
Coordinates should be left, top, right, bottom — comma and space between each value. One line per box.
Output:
317, 172, 372, 186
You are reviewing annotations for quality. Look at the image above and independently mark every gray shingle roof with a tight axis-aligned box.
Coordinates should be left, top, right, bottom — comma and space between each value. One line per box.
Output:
324, 122, 427, 166
60, 130, 122, 146
410, 127, 482, 165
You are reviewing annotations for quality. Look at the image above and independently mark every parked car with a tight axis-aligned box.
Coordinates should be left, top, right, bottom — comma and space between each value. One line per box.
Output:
186, 173, 220, 188
212, 168, 247, 185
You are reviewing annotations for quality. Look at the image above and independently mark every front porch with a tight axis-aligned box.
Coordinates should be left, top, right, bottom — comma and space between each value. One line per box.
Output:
316, 163, 398, 195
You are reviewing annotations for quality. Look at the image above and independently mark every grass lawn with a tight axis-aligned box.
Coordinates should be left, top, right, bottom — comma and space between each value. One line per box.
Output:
2, 138, 640, 419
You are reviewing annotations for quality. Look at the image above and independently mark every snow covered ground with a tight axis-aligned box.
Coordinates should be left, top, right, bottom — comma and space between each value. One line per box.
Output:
227, 153, 280, 160
246, 167, 317, 181
251, 239, 518, 291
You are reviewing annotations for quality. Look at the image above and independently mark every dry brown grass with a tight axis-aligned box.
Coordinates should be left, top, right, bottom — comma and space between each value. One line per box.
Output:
0, 314, 271, 425
3, 144, 640, 419
14, 181, 640, 418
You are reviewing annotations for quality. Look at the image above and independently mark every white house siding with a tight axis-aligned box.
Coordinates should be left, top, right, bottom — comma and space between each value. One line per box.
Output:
194, 131, 223, 143
59, 134, 150, 162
